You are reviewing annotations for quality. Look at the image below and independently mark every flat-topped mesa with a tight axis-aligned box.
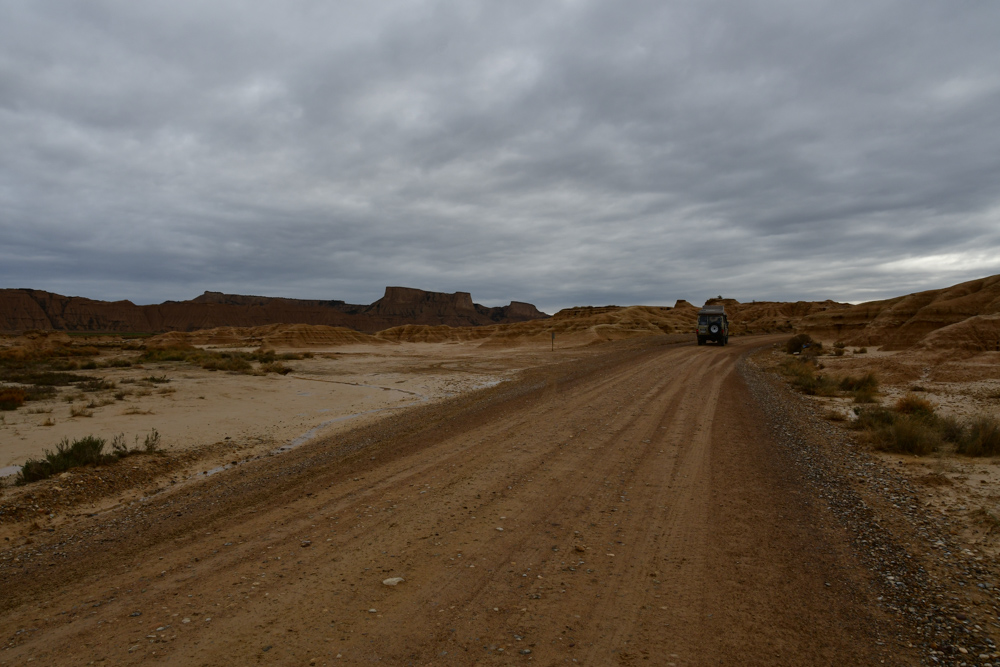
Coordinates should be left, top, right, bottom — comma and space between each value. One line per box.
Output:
366, 287, 491, 328
370, 286, 476, 312
0, 286, 548, 334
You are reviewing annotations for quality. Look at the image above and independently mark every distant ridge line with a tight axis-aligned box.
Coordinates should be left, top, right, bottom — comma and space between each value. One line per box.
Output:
0, 287, 548, 334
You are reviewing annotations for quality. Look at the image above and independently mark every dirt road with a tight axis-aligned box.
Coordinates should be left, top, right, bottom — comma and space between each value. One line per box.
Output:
1, 336, 913, 665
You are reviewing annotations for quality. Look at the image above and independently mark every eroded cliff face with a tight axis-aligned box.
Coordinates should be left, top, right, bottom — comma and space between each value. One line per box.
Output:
0, 287, 548, 334
798, 275, 1000, 350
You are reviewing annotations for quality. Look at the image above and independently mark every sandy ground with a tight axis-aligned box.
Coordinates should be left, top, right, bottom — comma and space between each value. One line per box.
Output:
0, 341, 573, 478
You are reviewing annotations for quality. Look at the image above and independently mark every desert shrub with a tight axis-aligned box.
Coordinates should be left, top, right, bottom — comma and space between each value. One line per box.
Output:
17, 435, 112, 484
840, 373, 878, 393
0, 343, 98, 364
839, 373, 879, 403
779, 358, 837, 396
23, 385, 56, 402
785, 334, 815, 355
2, 371, 98, 386
70, 405, 93, 418
102, 358, 133, 368
79, 378, 117, 392
16, 429, 163, 484
857, 347, 868, 354
143, 375, 170, 384
787, 335, 824, 357
260, 362, 293, 375
935, 414, 965, 444
852, 406, 896, 431
852, 406, 941, 455
140, 345, 197, 362
200, 355, 253, 372
894, 394, 935, 416
875, 414, 943, 455
956, 416, 1000, 457
0, 387, 26, 410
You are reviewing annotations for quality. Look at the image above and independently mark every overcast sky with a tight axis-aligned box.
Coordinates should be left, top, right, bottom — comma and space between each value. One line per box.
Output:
2, 1, 999, 314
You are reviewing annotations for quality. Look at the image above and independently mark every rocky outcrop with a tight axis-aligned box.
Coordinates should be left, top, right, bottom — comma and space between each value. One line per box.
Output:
0, 287, 548, 334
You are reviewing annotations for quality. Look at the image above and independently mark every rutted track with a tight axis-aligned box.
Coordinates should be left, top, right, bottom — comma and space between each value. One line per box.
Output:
0, 336, 911, 665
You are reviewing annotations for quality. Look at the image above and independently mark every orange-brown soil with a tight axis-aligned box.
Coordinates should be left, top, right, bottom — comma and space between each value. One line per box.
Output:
5, 336, 998, 665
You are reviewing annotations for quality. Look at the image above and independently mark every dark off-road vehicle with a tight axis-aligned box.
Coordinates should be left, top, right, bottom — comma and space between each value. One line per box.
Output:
697, 305, 729, 346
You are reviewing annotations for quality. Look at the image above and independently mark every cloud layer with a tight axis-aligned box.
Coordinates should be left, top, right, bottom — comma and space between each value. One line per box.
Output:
3, 0, 1000, 312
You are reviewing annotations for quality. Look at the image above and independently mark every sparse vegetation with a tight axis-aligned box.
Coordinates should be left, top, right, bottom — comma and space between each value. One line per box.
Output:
259, 361, 293, 375
16, 428, 162, 485
139, 346, 301, 374
0, 387, 26, 410
778, 357, 840, 396
955, 416, 1000, 457
894, 394, 935, 416
850, 398, 1000, 457
785, 334, 823, 356
79, 378, 117, 392
70, 405, 94, 418
838, 373, 879, 403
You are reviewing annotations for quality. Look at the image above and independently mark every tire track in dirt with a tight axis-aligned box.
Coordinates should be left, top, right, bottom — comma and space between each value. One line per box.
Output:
0, 337, 912, 665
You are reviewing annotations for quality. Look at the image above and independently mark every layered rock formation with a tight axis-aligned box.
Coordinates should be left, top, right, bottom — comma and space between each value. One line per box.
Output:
798, 274, 1000, 350
0, 287, 547, 334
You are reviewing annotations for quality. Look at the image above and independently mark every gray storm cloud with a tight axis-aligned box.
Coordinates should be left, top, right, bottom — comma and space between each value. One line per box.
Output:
2, 0, 999, 313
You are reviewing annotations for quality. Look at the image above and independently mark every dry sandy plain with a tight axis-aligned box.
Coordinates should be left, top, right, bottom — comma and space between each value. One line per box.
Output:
2, 329, 1000, 666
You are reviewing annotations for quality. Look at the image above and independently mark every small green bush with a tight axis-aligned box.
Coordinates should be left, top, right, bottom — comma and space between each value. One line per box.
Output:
17, 435, 113, 484
16, 428, 163, 484
259, 362, 293, 375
